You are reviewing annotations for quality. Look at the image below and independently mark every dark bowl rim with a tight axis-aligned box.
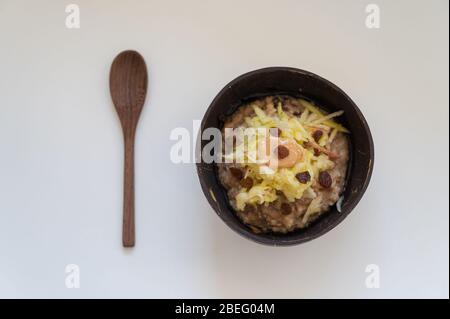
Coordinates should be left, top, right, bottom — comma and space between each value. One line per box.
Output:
196, 66, 374, 246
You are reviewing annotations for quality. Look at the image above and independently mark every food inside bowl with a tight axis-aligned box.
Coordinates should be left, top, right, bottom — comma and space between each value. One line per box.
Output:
217, 95, 350, 233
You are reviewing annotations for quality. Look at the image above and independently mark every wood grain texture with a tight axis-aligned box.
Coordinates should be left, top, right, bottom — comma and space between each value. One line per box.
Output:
109, 50, 148, 247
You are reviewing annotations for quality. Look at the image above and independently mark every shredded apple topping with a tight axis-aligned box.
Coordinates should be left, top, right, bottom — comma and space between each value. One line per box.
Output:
223, 98, 348, 212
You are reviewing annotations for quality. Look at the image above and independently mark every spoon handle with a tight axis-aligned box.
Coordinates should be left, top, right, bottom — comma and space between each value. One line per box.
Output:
123, 135, 135, 247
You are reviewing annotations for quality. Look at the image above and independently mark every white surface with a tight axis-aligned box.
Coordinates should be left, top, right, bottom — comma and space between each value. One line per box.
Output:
0, 0, 448, 299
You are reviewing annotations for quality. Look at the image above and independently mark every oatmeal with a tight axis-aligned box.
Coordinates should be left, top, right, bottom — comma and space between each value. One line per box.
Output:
217, 95, 350, 233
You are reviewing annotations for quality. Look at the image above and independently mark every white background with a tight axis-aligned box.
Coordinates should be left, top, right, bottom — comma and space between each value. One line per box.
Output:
0, 0, 448, 298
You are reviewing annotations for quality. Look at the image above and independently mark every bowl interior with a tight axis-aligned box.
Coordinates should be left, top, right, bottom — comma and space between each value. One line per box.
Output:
197, 67, 374, 246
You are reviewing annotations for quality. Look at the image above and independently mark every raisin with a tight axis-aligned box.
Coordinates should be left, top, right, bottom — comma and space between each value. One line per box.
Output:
314, 148, 321, 156
318, 171, 332, 188
243, 205, 256, 214
272, 96, 281, 106
296, 171, 311, 184
303, 141, 312, 148
229, 167, 243, 180
240, 177, 254, 189
281, 203, 292, 215
312, 130, 323, 142
269, 127, 282, 137
275, 145, 290, 159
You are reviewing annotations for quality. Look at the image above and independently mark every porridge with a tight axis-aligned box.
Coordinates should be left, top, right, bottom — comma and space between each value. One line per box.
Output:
217, 95, 350, 233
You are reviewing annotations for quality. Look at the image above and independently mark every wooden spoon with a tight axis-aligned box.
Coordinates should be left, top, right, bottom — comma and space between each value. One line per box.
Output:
109, 50, 148, 247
